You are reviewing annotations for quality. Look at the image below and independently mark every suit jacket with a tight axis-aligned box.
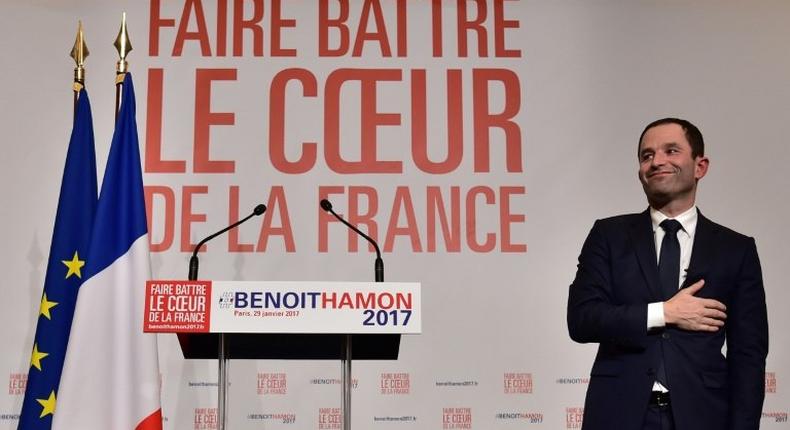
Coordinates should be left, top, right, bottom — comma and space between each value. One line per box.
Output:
567, 209, 768, 430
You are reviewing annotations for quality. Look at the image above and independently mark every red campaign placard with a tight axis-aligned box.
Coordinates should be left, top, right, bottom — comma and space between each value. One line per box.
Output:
144, 280, 211, 333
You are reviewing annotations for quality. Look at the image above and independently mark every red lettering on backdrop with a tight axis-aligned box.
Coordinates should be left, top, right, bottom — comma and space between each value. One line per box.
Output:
316, 186, 525, 253
352, 0, 391, 57
500, 186, 526, 252
269, 68, 318, 173
145, 69, 187, 173
150, 0, 299, 57
427, 186, 460, 252
411, 69, 463, 174
216, 0, 228, 56
150, 2, 518, 59
383, 186, 421, 252
228, 186, 254, 252
395, 0, 407, 56
233, 0, 264, 56
149, 0, 176, 56
431, 0, 443, 57
173, 0, 212, 56
420, 0, 518, 58
145, 186, 175, 252
319, 0, 405, 57
457, 0, 488, 57
494, 0, 520, 57
324, 69, 402, 174
257, 186, 296, 252
348, 186, 378, 252
473, 68, 522, 173
194, 69, 237, 173
181, 186, 208, 252
466, 186, 495, 252
143, 1, 527, 254
271, 0, 297, 56
318, 0, 350, 56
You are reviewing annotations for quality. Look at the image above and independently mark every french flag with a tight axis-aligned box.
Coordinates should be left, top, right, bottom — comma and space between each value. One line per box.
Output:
53, 73, 162, 430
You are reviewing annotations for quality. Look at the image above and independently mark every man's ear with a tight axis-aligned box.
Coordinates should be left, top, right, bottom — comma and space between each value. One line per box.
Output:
695, 156, 709, 180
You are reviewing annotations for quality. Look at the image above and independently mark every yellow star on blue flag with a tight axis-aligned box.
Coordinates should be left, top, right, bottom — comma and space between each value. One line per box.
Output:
62, 251, 85, 279
36, 391, 57, 418
30, 343, 49, 371
39, 293, 58, 320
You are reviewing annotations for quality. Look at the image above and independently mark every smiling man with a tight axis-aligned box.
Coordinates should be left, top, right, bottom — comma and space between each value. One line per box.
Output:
567, 118, 768, 430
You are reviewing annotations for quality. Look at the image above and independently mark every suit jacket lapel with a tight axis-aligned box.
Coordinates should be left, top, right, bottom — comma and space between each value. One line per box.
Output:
683, 209, 715, 288
629, 209, 663, 300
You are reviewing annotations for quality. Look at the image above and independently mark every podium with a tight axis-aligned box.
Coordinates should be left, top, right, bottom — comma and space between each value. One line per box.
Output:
144, 280, 421, 430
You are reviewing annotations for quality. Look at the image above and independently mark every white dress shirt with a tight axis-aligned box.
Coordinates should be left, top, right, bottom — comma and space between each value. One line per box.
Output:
646, 205, 698, 328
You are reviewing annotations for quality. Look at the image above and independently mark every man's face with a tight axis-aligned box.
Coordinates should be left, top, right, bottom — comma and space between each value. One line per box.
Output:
638, 123, 708, 205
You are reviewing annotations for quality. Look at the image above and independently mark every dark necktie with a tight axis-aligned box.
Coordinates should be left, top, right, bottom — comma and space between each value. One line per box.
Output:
656, 219, 681, 389
658, 219, 682, 301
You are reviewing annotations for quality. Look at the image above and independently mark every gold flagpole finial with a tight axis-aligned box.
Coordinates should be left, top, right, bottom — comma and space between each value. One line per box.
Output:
70, 21, 89, 92
114, 12, 132, 83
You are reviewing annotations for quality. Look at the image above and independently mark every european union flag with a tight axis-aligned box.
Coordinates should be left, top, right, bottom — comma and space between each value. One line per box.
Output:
18, 91, 97, 429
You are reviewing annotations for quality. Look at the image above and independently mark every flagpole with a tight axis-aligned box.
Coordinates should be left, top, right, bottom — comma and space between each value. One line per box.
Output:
114, 12, 131, 121
70, 21, 88, 120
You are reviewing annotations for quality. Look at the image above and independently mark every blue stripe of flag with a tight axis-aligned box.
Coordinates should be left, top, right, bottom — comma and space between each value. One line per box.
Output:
84, 73, 147, 280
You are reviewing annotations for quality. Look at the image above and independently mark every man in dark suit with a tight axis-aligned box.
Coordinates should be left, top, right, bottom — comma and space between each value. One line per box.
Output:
567, 118, 768, 430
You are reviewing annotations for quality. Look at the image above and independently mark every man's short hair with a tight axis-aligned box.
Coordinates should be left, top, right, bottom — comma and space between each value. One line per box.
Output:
638, 117, 705, 158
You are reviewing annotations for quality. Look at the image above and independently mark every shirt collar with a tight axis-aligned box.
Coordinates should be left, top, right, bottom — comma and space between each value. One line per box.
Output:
650, 205, 698, 237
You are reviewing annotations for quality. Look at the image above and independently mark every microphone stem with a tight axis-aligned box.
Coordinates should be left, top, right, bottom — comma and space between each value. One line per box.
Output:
188, 206, 265, 280
325, 205, 384, 282
191, 211, 257, 259
327, 207, 382, 261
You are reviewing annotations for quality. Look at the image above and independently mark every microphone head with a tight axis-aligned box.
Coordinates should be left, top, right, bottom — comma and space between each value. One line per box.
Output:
320, 199, 333, 212
253, 204, 267, 216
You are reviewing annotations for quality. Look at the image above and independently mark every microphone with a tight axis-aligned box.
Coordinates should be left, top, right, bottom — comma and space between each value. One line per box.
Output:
320, 199, 383, 282
188, 204, 267, 280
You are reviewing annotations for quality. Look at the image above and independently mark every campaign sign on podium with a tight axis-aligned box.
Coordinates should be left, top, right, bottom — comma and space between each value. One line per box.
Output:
144, 280, 421, 334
